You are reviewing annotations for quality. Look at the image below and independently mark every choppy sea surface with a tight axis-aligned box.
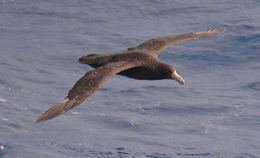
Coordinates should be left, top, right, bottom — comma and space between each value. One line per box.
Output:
0, 0, 260, 157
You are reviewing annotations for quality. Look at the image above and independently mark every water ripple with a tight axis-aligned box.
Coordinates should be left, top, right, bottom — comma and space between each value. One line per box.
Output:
245, 82, 260, 91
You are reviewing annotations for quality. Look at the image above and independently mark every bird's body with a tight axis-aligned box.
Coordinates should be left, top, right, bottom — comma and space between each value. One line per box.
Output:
79, 52, 171, 80
35, 28, 225, 123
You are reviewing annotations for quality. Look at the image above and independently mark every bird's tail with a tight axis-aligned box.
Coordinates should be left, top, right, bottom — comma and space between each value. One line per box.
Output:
78, 53, 110, 68
79, 54, 100, 64
35, 98, 71, 123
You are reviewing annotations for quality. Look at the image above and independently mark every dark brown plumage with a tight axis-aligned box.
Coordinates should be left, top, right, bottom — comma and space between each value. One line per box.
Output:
35, 28, 225, 123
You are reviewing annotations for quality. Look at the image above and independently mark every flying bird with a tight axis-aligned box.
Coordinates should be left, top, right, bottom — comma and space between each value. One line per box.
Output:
35, 28, 225, 123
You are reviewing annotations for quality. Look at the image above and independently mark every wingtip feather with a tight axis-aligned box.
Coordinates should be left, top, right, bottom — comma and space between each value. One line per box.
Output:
34, 98, 69, 123
194, 28, 225, 36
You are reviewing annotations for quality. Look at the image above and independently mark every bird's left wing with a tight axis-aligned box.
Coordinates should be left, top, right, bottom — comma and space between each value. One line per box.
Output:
35, 60, 142, 123
130, 28, 225, 55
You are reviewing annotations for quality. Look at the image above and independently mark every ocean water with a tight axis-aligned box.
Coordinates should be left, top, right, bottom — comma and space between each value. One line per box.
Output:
0, 0, 260, 157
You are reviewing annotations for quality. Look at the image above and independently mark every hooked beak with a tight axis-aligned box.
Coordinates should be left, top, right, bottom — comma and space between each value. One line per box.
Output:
172, 71, 185, 85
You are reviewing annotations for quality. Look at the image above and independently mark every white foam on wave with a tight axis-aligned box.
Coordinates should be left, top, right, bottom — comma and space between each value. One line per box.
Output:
1, 118, 8, 121
0, 145, 4, 150
71, 112, 80, 115
0, 98, 7, 102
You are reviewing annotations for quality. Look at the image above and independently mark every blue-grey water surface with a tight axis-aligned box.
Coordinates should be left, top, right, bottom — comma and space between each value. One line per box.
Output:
0, 0, 260, 157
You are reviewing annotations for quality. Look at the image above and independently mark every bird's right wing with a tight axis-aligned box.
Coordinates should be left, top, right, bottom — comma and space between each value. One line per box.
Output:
35, 60, 143, 123
130, 28, 225, 55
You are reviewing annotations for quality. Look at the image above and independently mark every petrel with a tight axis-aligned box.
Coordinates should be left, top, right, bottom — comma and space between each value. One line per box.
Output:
35, 28, 225, 123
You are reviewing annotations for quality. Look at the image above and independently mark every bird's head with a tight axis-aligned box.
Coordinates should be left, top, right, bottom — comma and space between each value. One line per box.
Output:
159, 64, 185, 85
